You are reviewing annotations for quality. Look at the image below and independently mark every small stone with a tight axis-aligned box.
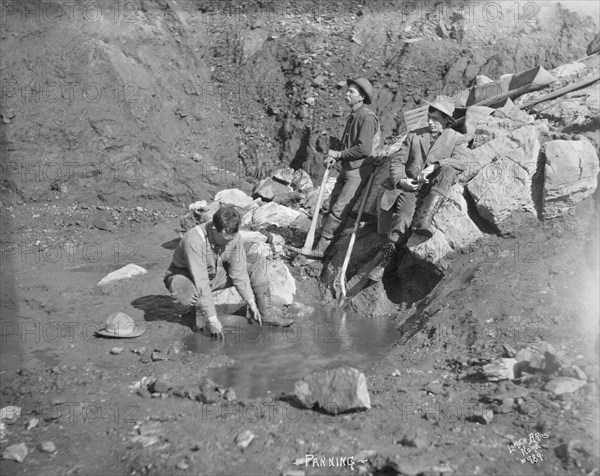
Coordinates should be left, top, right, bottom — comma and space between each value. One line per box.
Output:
2, 443, 28, 462
473, 409, 494, 424
0, 406, 21, 424
235, 430, 255, 449
92, 218, 112, 231
149, 377, 171, 394
223, 388, 237, 402
26, 418, 39, 430
151, 352, 167, 362
110, 347, 123, 355
136, 387, 152, 399
39, 441, 56, 453
176, 461, 189, 470
544, 377, 587, 395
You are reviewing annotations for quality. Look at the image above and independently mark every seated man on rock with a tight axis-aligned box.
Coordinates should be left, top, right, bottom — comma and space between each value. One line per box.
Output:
164, 206, 292, 338
370, 96, 469, 281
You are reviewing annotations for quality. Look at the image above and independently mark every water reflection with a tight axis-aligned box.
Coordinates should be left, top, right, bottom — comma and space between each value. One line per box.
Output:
184, 305, 400, 398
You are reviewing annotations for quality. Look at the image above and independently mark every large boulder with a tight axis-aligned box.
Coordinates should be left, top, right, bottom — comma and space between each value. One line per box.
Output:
254, 178, 293, 201
542, 140, 599, 219
461, 122, 548, 182
465, 124, 547, 231
294, 367, 371, 415
214, 189, 254, 208
251, 202, 301, 227
408, 184, 483, 267
268, 260, 296, 305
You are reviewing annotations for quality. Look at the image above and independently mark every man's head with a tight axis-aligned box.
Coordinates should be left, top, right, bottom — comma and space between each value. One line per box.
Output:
425, 96, 455, 134
212, 206, 240, 244
346, 78, 373, 107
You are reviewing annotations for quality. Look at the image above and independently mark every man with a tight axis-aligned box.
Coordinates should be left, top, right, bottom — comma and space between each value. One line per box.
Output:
164, 206, 292, 339
369, 96, 468, 281
311, 77, 380, 258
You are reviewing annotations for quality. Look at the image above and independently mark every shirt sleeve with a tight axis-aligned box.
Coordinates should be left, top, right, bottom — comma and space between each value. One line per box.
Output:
225, 238, 255, 302
184, 230, 217, 318
340, 114, 377, 161
390, 134, 411, 186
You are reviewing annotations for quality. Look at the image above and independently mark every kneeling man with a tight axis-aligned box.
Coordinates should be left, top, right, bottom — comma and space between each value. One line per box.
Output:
164, 206, 292, 338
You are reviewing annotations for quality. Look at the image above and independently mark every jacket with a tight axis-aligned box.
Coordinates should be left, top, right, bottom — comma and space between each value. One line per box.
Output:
169, 223, 254, 318
380, 127, 468, 211
339, 104, 380, 170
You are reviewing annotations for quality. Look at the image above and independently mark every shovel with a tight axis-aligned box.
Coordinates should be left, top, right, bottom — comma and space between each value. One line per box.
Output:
300, 161, 333, 256
338, 172, 376, 305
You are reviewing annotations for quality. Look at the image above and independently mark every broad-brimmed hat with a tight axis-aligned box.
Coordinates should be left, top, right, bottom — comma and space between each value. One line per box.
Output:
96, 312, 146, 338
425, 95, 456, 122
346, 78, 373, 104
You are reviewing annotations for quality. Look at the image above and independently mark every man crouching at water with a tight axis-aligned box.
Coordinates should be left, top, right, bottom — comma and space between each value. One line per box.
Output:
164, 206, 293, 339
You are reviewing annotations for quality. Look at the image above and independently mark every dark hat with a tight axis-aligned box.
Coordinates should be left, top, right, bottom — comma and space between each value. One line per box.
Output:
346, 78, 373, 104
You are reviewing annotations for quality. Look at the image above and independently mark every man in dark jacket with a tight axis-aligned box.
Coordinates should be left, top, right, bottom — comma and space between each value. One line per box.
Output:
369, 96, 468, 281
312, 77, 380, 258
164, 207, 292, 338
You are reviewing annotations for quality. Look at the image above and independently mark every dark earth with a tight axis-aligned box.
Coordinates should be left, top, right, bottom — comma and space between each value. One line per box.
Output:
1, 1, 599, 475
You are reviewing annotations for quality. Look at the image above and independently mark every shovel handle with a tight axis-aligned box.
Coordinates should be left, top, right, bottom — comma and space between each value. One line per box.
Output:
301, 162, 332, 254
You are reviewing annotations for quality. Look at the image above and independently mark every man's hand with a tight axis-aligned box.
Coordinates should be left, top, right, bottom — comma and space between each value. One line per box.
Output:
397, 177, 419, 192
417, 164, 436, 185
206, 315, 224, 340
247, 298, 263, 326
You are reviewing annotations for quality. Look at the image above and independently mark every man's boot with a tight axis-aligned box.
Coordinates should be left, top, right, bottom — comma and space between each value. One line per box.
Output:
411, 191, 445, 239
368, 240, 397, 282
311, 215, 341, 259
253, 286, 294, 327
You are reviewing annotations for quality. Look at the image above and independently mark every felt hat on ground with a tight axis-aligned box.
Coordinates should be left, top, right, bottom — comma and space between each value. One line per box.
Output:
425, 95, 456, 122
96, 312, 146, 338
346, 78, 374, 104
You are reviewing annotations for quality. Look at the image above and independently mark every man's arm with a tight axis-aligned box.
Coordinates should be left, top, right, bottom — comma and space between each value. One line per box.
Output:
339, 115, 377, 161
390, 134, 411, 186
226, 238, 255, 303
184, 232, 217, 319
437, 132, 469, 172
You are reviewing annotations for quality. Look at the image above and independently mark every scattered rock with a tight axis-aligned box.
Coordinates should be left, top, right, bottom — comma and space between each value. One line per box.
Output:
268, 260, 296, 306
214, 189, 254, 208
110, 347, 123, 355
136, 387, 152, 399
2, 443, 28, 462
176, 461, 189, 470
542, 139, 600, 219
39, 441, 56, 453
294, 367, 371, 414
482, 358, 517, 381
0, 406, 21, 424
97, 264, 147, 286
400, 429, 427, 448
254, 178, 293, 201
151, 351, 167, 362
252, 202, 301, 227
544, 377, 587, 395
472, 408, 494, 424
235, 430, 255, 449
291, 169, 313, 192
149, 377, 171, 394
26, 417, 39, 430
92, 218, 113, 231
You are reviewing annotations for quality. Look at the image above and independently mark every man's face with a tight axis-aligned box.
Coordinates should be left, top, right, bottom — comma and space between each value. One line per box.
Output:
427, 109, 450, 134
213, 227, 237, 245
345, 85, 364, 107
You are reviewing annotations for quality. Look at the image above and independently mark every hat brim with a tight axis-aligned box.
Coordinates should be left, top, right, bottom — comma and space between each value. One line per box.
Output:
425, 101, 456, 122
346, 79, 372, 104
96, 325, 146, 338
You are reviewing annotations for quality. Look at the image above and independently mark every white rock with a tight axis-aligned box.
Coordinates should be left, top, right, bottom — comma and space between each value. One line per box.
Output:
0, 406, 21, 423
466, 124, 545, 230
39, 441, 56, 453
97, 264, 147, 286
252, 202, 301, 227
268, 261, 296, 305
188, 200, 208, 212
482, 358, 518, 381
542, 139, 599, 219
2, 443, 28, 462
235, 430, 255, 449
409, 185, 483, 266
214, 189, 254, 208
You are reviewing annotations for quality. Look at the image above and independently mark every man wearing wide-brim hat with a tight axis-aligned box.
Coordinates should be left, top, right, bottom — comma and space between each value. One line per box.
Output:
311, 77, 381, 258
369, 95, 469, 281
